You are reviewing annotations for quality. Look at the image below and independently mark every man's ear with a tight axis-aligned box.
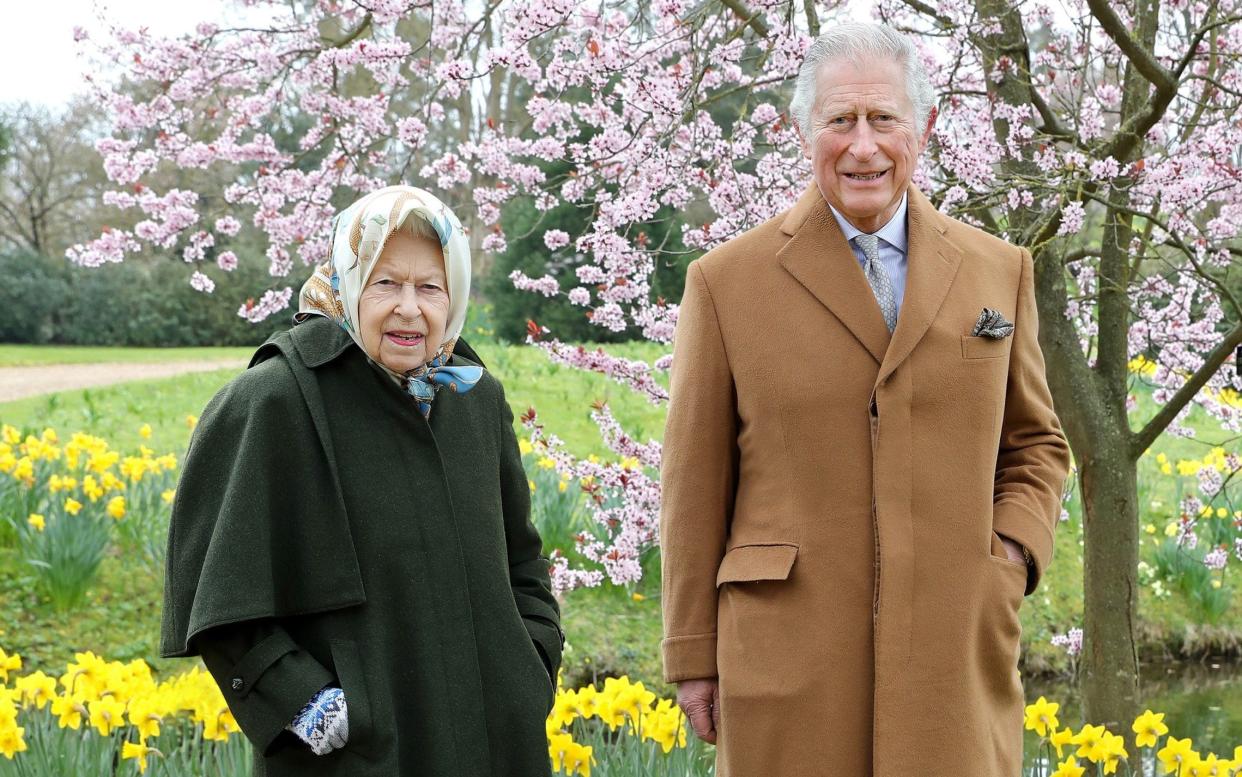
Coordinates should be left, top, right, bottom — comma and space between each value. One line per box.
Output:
920, 105, 938, 149
794, 118, 811, 159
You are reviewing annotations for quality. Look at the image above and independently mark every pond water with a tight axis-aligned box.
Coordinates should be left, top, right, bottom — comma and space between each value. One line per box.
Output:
1022, 660, 1242, 772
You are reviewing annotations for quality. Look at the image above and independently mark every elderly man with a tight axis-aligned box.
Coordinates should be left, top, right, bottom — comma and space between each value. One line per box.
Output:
659, 21, 1070, 777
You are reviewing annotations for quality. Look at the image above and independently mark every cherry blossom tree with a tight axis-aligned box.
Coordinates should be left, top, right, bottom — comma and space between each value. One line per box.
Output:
73, 0, 1240, 734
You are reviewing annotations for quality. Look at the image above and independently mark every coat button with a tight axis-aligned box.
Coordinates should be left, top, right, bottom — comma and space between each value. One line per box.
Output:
231, 677, 245, 691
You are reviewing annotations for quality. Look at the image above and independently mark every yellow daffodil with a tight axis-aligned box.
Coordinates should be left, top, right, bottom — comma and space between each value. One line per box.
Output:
1074, 723, 1109, 763
82, 475, 104, 501
162, 489, 176, 504
1161, 462, 1173, 475
558, 480, 568, 493
538, 456, 556, 470
1, 425, 21, 444
50, 694, 87, 729
14, 672, 57, 710
12, 457, 33, 483
1216, 507, 1227, 518
1101, 731, 1128, 774
1050, 727, 1076, 758
64, 498, 83, 516
1134, 709, 1170, 748
529, 479, 537, 493
632, 592, 646, 602
89, 696, 127, 736
1024, 696, 1060, 737
27, 513, 45, 532
122, 740, 156, 773
1189, 753, 1228, 777
0, 649, 21, 683
0, 724, 27, 759
518, 439, 534, 455
569, 684, 599, 720
106, 496, 127, 520
1051, 756, 1085, 777
186, 414, 198, 430
138, 423, 152, 439
1158, 737, 1198, 776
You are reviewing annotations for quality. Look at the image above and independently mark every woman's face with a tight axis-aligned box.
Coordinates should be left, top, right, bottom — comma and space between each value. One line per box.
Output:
358, 231, 450, 374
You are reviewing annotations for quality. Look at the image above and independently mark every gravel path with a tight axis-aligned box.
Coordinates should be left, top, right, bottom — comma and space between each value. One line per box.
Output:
0, 359, 247, 403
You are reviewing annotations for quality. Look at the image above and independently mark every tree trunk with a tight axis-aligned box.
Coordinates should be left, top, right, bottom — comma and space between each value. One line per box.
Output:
1079, 446, 1141, 735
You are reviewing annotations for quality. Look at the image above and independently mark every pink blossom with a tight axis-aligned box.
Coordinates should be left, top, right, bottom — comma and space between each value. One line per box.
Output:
1204, 547, 1228, 570
1057, 201, 1086, 235
1051, 627, 1084, 656
543, 229, 570, 250
190, 271, 216, 293
238, 287, 293, 323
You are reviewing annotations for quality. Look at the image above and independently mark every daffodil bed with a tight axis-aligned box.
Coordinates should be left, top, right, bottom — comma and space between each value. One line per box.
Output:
0, 647, 708, 777
1023, 696, 1242, 776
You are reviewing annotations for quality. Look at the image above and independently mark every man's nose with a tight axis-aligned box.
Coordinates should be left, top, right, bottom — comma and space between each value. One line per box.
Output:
849, 122, 878, 160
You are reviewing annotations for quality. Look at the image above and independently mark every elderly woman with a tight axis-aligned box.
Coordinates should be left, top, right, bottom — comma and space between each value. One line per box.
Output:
160, 185, 561, 776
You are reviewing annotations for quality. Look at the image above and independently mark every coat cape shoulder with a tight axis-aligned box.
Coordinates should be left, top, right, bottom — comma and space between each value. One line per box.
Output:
160, 318, 489, 659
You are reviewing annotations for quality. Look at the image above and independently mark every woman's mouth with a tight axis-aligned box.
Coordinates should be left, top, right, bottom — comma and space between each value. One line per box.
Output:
386, 331, 425, 347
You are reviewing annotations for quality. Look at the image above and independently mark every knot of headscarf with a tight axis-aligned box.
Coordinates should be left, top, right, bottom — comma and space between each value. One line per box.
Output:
404, 352, 484, 418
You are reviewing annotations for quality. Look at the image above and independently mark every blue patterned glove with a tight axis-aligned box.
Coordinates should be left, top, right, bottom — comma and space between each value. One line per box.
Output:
286, 686, 349, 755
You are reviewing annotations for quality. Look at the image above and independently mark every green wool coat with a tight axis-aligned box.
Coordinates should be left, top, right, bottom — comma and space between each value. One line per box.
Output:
160, 315, 562, 777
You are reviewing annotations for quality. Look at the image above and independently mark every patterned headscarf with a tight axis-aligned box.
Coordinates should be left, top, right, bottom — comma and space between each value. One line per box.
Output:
298, 185, 481, 417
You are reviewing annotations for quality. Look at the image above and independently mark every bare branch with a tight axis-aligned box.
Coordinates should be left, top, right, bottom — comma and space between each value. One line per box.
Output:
718, 0, 769, 38
1085, 0, 1174, 92
1131, 320, 1242, 456
804, 0, 820, 37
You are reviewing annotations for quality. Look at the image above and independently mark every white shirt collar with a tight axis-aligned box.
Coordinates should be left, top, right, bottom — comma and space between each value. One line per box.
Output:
827, 192, 909, 254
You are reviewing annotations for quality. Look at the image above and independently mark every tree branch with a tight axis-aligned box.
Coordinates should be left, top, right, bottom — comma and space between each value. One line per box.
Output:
804, 0, 820, 37
1085, 0, 1174, 93
718, 0, 769, 38
1131, 320, 1242, 457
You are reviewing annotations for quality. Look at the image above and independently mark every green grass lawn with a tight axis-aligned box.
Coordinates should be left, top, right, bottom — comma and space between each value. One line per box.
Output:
0, 345, 254, 367
0, 343, 1239, 700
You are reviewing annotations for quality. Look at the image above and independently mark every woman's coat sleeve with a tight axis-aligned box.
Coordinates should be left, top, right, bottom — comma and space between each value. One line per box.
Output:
192, 620, 336, 756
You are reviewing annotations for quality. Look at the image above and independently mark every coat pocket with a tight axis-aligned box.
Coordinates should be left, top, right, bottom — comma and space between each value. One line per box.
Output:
329, 639, 373, 750
715, 543, 799, 587
988, 530, 1028, 570
961, 334, 1012, 360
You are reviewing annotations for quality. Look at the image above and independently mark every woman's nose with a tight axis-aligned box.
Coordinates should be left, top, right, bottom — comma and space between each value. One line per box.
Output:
393, 283, 424, 319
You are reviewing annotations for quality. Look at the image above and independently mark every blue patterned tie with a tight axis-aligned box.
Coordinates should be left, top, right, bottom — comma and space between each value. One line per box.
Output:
854, 234, 898, 333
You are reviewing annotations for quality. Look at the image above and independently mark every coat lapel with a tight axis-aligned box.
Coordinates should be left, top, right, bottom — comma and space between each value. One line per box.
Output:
875, 187, 962, 385
777, 184, 891, 365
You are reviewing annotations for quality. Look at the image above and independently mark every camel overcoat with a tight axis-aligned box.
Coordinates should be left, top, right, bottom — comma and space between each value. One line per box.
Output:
659, 184, 1071, 777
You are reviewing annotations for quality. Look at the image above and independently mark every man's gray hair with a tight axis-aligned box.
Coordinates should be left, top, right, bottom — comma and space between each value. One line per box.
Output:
790, 22, 936, 135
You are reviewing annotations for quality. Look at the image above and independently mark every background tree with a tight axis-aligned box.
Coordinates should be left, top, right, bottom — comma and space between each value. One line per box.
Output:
0, 100, 113, 258
74, 0, 1240, 732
